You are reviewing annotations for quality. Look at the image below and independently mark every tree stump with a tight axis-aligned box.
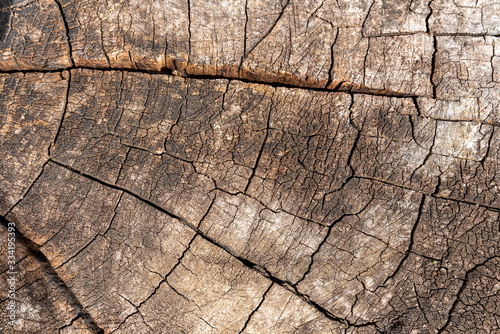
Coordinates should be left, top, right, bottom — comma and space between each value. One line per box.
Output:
0, 0, 499, 333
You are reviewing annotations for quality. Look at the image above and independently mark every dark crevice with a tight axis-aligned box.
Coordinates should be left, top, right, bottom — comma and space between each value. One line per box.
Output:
425, 0, 434, 34
244, 0, 290, 58
293, 214, 347, 286
44, 159, 370, 328
98, 16, 111, 67
50, 70, 71, 155
316, 31, 500, 38
0, 215, 104, 334
421, 117, 500, 126
317, 93, 359, 210
380, 194, 426, 287
186, 0, 192, 64
221, 77, 231, 110
479, 125, 494, 167
431, 35, 437, 99
5, 159, 50, 217
345, 92, 361, 174
228, 247, 357, 326
330, 80, 345, 91
185, 70, 418, 97
49, 158, 193, 228
409, 250, 442, 263
238, 282, 273, 333
0, 66, 427, 98
239, 0, 249, 73
408, 115, 421, 148
409, 119, 437, 186
346, 126, 361, 171
295, 192, 376, 287
244, 89, 274, 193
412, 96, 422, 117
435, 192, 500, 212
110, 235, 197, 333
53, 0, 74, 67
363, 31, 428, 37
58, 314, 81, 333
197, 192, 217, 228
140, 234, 196, 307
115, 146, 131, 184
361, 0, 375, 38
325, 27, 339, 89
362, 38, 370, 86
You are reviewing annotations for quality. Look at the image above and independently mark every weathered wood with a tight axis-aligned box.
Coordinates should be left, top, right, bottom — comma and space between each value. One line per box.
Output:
1, 1, 499, 333
0, 224, 98, 333
0, 72, 68, 215
0, 0, 72, 70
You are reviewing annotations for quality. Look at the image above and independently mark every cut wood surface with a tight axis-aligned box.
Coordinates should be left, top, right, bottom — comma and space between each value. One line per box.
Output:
0, 0, 499, 333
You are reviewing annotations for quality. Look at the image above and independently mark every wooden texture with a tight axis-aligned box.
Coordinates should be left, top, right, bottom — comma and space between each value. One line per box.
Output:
0, 1, 499, 333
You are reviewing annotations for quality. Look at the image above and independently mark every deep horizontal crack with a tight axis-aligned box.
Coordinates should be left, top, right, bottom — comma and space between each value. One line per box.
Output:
0, 66, 425, 98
